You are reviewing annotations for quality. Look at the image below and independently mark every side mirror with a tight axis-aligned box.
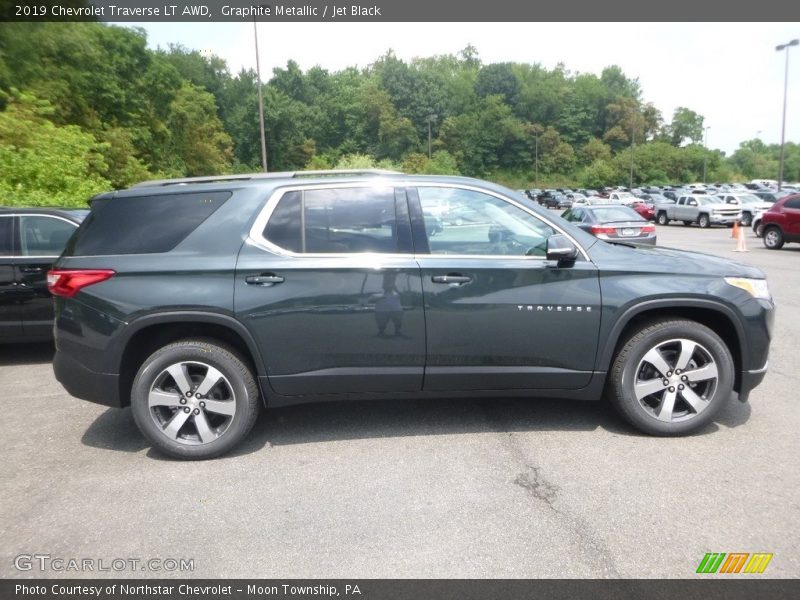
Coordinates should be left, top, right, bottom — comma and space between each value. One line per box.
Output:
546, 234, 579, 265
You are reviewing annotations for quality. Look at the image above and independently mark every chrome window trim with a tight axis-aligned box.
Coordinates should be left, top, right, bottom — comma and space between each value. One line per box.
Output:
248, 180, 591, 262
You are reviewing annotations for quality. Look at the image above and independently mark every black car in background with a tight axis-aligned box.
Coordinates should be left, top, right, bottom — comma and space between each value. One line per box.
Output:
0, 207, 87, 342
49, 171, 773, 459
544, 192, 572, 209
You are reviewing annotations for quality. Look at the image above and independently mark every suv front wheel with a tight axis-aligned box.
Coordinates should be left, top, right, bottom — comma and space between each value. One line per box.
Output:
131, 339, 261, 460
607, 319, 734, 435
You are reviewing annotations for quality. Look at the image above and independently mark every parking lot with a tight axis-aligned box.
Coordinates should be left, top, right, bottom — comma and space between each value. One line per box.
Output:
1, 223, 798, 579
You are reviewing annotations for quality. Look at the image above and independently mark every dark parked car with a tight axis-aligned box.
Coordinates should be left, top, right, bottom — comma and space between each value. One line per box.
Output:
544, 192, 572, 209
561, 204, 657, 245
754, 190, 791, 204
50, 171, 774, 459
1, 207, 87, 342
759, 193, 800, 250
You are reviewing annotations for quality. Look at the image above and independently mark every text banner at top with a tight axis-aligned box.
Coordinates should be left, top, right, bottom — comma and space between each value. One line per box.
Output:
3, 0, 800, 22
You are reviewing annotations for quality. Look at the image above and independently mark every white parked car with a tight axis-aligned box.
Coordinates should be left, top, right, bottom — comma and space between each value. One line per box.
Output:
715, 193, 774, 228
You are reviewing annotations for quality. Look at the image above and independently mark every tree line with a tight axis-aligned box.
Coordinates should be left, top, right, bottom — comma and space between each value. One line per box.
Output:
0, 23, 797, 207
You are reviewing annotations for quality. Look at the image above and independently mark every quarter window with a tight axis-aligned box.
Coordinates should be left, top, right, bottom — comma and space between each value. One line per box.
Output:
263, 187, 399, 254
417, 187, 555, 257
19, 216, 77, 257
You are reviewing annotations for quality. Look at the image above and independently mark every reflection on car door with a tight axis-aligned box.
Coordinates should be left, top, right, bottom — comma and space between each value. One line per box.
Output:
410, 186, 602, 391
235, 186, 426, 396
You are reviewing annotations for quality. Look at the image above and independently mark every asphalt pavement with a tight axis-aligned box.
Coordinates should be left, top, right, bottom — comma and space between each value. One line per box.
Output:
1, 223, 798, 579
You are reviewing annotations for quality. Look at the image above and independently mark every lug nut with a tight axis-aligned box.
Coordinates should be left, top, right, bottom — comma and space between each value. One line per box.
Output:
668, 386, 675, 393
193, 409, 200, 415
663, 379, 669, 386
666, 371, 673, 377
180, 398, 186, 404
183, 407, 190, 413
679, 384, 685, 390
195, 393, 202, 399
185, 391, 192, 397
200, 401, 206, 408
675, 369, 682, 375
681, 375, 688, 381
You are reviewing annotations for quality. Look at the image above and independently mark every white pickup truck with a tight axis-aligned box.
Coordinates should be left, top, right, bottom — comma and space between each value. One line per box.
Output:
655, 194, 742, 228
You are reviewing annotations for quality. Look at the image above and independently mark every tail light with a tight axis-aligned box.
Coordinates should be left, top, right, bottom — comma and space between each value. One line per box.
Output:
47, 269, 115, 298
591, 226, 617, 235
641, 225, 656, 233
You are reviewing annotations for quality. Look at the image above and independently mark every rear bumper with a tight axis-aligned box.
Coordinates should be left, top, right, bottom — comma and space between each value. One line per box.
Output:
53, 350, 122, 408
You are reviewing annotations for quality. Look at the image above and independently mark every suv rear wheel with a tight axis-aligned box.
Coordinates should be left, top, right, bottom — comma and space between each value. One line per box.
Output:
607, 319, 734, 435
131, 339, 260, 459
763, 226, 784, 250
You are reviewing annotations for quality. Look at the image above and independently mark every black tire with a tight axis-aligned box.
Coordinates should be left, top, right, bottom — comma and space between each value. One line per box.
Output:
682, 220, 693, 227
753, 221, 762, 237
698, 214, 710, 228
131, 339, 261, 460
763, 226, 784, 250
656, 212, 669, 226
740, 212, 752, 227
607, 319, 734, 436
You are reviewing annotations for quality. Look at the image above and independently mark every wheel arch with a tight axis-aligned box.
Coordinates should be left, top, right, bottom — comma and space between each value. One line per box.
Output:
113, 312, 266, 408
599, 300, 745, 393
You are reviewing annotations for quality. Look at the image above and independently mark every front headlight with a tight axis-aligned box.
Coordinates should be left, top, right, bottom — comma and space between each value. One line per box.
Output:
725, 277, 772, 301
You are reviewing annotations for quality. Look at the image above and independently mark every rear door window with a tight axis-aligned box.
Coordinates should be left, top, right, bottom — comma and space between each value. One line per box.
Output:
263, 187, 403, 254
19, 215, 77, 257
68, 192, 230, 256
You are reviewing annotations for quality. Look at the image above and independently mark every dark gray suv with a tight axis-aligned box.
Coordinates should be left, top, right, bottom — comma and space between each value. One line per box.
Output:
50, 171, 774, 459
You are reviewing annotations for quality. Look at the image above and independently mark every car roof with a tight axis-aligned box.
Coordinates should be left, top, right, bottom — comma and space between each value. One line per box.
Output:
0, 206, 89, 221
105, 170, 525, 199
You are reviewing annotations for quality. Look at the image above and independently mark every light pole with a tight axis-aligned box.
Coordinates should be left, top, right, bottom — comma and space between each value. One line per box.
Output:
776, 39, 798, 191
427, 114, 437, 159
629, 123, 635, 189
534, 133, 539, 188
254, 16, 268, 172
702, 126, 711, 184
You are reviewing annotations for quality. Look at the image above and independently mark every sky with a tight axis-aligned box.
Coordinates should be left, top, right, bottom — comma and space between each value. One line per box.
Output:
129, 22, 800, 156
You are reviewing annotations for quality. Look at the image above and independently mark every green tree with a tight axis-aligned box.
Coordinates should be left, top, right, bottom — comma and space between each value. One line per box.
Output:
668, 107, 704, 146
167, 83, 233, 176
0, 91, 110, 206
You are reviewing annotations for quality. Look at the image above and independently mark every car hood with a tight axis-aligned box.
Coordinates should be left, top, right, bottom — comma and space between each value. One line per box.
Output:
587, 240, 765, 279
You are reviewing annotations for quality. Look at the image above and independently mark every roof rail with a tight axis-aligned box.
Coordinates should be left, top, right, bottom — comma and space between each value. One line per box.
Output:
132, 169, 402, 188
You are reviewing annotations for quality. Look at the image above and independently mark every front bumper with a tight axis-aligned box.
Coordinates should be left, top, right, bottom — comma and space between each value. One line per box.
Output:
709, 214, 741, 224
737, 361, 769, 403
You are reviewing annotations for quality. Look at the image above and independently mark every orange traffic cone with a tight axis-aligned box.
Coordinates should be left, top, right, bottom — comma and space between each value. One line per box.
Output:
732, 221, 748, 252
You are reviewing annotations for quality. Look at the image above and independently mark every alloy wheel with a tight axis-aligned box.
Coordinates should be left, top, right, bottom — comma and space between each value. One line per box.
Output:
147, 361, 236, 445
633, 338, 718, 423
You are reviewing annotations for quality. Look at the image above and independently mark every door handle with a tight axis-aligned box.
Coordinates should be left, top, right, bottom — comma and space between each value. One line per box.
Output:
20, 266, 43, 274
245, 274, 284, 286
431, 274, 472, 285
